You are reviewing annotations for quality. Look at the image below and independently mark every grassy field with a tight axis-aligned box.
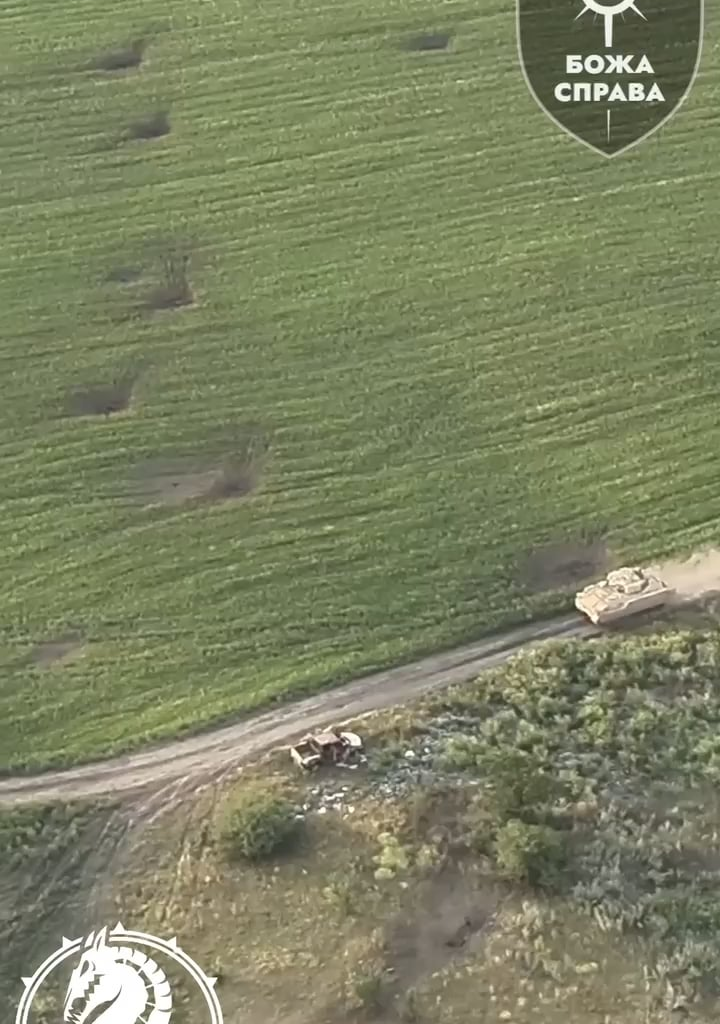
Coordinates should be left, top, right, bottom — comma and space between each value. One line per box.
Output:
2, 0, 720, 770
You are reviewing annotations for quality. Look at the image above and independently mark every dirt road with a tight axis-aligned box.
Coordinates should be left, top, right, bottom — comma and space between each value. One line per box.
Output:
0, 615, 600, 805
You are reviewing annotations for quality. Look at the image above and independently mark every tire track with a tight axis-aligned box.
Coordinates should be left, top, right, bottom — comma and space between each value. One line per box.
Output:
0, 615, 601, 805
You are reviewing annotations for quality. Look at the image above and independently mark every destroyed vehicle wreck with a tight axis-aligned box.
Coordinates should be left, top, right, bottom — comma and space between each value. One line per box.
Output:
290, 729, 365, 771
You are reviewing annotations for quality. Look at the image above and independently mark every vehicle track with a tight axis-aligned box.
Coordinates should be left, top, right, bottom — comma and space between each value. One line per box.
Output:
0, 615, 601, 805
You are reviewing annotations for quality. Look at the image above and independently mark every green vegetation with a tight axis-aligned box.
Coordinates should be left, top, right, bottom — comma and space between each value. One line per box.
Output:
423, 631, 720, 1000
2, 0, 720, 770
216, 781, 301, 860
0, 800, 123, 1015
0, 801, 98, 870
96, 632, 720, 1022
493, 819, 565, 885
7, 632, 720, 1022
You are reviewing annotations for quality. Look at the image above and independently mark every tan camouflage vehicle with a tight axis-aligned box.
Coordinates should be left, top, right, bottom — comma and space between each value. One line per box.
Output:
575, 566, 674, 625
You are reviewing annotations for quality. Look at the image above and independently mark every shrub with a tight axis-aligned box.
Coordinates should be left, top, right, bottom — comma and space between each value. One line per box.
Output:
341, 932, 389, 1016
216, 783, 300, 861
436, 734, 484, 772
460, 798, 498, 855
494, 819, 566, 887
323, 875, 358, 917
353, 971, 387, 1015
478, 747, 566, 823
373, 832, 410, 879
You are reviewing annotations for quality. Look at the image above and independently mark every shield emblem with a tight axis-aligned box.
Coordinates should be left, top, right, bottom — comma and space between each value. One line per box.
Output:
517, 0, 704, 157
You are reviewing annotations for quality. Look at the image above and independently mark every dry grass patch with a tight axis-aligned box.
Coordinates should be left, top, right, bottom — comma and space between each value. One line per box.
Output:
28, 634, 85, 668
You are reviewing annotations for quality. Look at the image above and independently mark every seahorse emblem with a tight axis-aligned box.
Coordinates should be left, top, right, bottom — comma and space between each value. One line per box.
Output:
16, 923, 222, 1024
63, 927, 172, 1024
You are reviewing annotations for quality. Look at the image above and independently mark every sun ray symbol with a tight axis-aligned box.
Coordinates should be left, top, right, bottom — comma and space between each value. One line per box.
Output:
575, 0, 646, 48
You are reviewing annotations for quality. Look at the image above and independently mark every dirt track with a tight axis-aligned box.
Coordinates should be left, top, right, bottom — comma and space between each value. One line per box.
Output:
0, 615, 600, 806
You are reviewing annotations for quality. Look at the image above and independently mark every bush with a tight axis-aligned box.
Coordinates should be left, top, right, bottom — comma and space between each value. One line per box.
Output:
494, 819, 566, 887
341, 932, 389, 1016
460, 798, 498, 855
373, 832, 410, 879
479, 747, 566, 823
217, 783, 300, 861
353, 971, 387, 1015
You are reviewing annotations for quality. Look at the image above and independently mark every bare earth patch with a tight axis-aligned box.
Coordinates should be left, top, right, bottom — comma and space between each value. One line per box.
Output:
29, 636, 84, 669
130, 455, 259, 508
65, 373, 137, 417
518, 538, 611, 592
388, 865, 504, 989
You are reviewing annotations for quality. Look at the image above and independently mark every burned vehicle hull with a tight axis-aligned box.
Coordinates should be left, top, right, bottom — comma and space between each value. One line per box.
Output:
290, 730, 364, 771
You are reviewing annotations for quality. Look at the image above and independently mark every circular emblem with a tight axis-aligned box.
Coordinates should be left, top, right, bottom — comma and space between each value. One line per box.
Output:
16, 924, 223, 1024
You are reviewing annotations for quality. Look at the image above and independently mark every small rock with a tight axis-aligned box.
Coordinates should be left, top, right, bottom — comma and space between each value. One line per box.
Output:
317, 807, 327, 815
405, 750, 416, 760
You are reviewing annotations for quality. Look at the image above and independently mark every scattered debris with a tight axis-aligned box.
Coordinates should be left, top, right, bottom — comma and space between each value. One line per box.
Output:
293, 714, 487, 818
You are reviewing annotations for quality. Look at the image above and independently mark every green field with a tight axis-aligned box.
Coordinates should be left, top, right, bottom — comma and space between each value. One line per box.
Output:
1, 0, 720, 771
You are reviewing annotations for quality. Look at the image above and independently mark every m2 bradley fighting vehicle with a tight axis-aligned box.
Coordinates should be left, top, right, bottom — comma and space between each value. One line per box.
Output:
575, 566, 674, 625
